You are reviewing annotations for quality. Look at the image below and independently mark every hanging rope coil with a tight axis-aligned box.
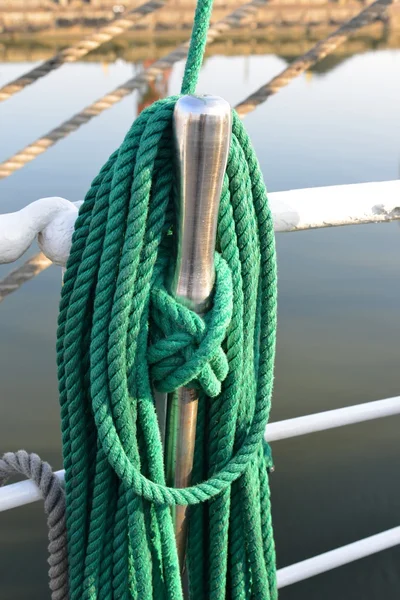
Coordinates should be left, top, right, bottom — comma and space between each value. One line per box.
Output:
56, 0, 278, 593
0, 0, 277, 596
57, 93, 277, 596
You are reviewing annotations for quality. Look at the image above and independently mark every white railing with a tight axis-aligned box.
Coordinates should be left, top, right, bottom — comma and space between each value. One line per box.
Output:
265, 395, 400, 442
271, 180, 400, 232
0, 179, 399, 588
1, 395, 399, 588
0, 180, 399, 266
277, 526, 400, 589
1, 396, 398, 513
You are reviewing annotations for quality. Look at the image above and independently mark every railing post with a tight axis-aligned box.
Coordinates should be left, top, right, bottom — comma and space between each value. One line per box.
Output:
163, 94, 231, 574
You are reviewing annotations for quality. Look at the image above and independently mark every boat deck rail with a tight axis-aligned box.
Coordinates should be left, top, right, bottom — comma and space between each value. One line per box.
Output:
1, 393, 399, 589
0, 0, 399, 591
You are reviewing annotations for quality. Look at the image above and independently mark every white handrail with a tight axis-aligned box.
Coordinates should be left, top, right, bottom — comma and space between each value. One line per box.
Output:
1, 396, 399, 513
271, 179, 400, 232
265, 396, 400, 443
1, 398, 399, 588
0, 469, 65, 512
0, 469, 399, 589
1, 180, 399, 265
277, 526, 400, 589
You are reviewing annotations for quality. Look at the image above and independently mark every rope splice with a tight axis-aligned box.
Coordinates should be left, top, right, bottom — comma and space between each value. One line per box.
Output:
57, 0, 278, 596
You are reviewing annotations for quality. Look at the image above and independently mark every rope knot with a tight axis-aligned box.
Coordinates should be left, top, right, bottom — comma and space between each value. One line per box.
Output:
148, 253, 233, 397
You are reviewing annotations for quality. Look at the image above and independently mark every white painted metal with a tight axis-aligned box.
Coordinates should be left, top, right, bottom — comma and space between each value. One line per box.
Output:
0, 180, 399, 586
1, 180, 399, 265
0, 198, 82, 265
277, 526, 400, 589
0, 469, 399, 590
0, 469, 64, 512
270, 180, 400, 232
1, 396, 399, 513
265, 396, 400, 443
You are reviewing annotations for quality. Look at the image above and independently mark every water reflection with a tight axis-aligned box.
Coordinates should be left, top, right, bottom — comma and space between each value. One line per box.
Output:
0, 36, 399, 600
0, 26, 395, 71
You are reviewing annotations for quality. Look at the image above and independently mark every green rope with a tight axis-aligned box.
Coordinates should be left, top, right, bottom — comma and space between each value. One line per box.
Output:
57, 0, 278, 596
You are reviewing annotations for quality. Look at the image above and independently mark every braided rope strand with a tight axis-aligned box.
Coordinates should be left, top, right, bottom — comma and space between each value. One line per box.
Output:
0, 451, 68, 600
235, 0, 392, 116
56, 91, 277, 596
0, 0, 267, 181
0, 252, 52, 304
0, 0, 167, 104
2, 0, 279, 595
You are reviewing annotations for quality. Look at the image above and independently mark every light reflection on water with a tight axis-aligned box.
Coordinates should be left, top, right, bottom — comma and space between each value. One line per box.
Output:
0, 40, 399, 599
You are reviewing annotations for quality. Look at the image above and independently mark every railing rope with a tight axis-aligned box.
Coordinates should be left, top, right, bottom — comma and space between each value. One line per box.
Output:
0, 0, 391, 180
1, 395, 399, 513
1, 179, 399, 302
0, 253, 52, 304
0, 0, 167, 103
235, 0, 392, 117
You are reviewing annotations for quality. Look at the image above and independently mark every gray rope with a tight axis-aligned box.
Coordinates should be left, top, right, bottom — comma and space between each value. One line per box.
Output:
0, 0, 166, 104
0, 451, 68, 600
0, 252, 52, 304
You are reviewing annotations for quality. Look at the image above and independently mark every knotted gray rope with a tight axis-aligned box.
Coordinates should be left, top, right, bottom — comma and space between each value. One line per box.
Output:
0, 451, 68, 600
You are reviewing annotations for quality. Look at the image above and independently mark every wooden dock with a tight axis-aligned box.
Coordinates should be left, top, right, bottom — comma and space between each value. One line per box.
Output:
1, 0, 400, 34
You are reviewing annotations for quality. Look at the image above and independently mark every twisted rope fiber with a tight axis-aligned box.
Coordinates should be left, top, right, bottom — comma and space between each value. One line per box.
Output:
0, 252, 51, 304
0, 0, 267, 180
0, 0, 390, 305
55, 0, 278, 596
236, 0, 392, 116
0, 0, 167, 104
0, 0, 390, 181
0, 0, 390, 595
0, 451, 68, 600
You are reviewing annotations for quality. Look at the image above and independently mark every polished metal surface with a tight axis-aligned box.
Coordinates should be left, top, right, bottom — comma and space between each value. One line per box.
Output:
171, 94, 232, 310
165, 94, 231, 574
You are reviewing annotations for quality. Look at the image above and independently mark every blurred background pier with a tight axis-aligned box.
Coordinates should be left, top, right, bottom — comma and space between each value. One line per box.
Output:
1, 0, 400, 37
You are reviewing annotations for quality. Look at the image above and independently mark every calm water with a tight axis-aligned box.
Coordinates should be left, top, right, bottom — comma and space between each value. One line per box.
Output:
1, 39, 400, 599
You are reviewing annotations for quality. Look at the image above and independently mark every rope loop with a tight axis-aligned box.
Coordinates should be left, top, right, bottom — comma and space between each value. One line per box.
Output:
56, 91, 277, 596
55, 0, 278, 594
148, 252, 233, 397
0, 451, 68, 600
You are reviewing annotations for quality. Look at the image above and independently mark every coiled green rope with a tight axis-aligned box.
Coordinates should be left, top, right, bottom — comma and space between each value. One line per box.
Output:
57, 0, 278, 596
